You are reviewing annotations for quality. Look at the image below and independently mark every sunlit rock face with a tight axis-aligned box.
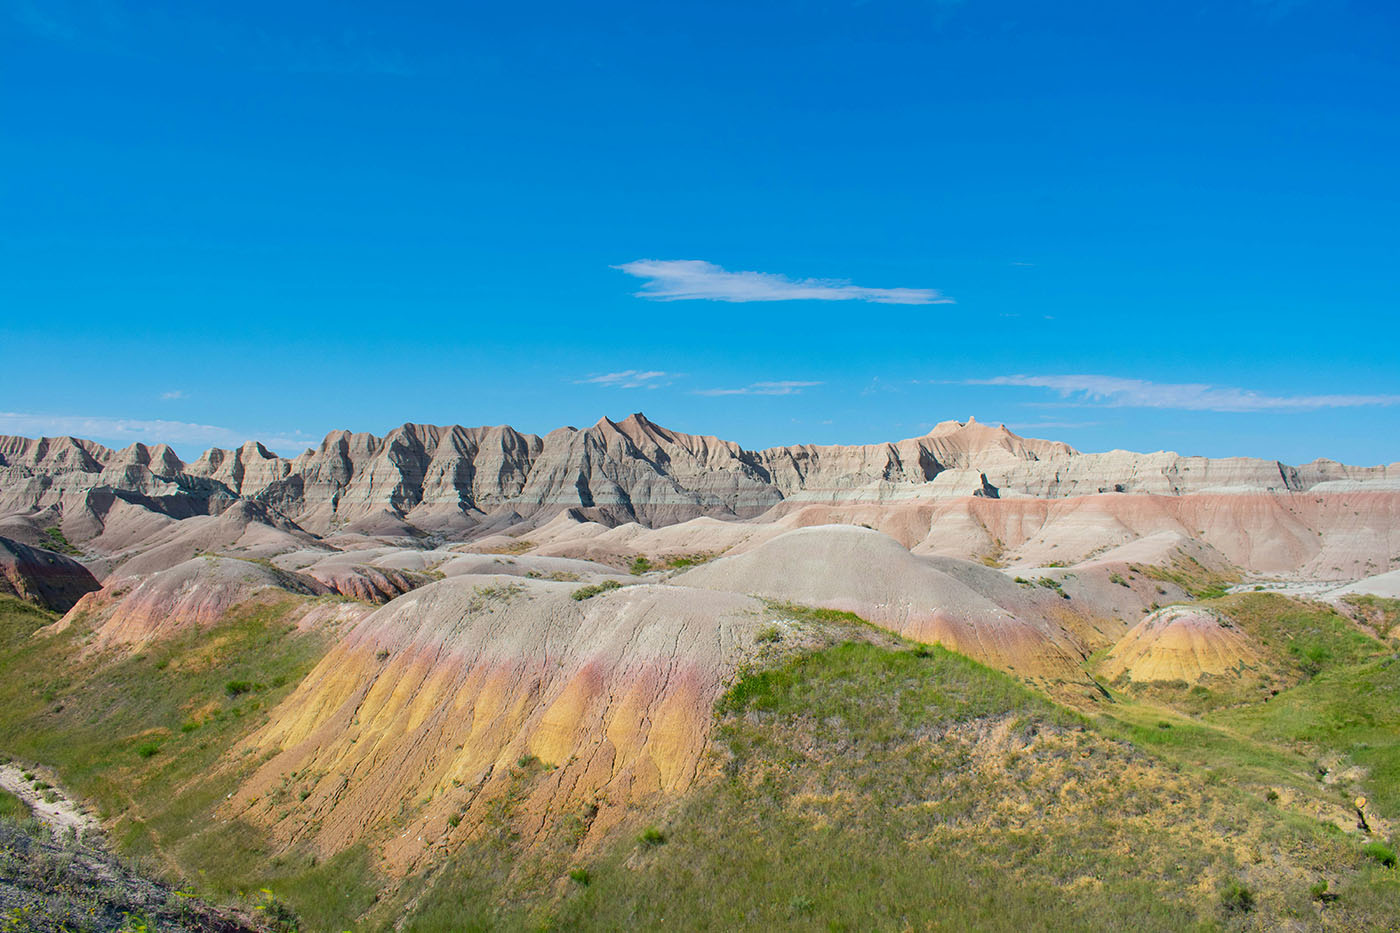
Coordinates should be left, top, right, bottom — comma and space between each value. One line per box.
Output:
8, 415, 1395, 548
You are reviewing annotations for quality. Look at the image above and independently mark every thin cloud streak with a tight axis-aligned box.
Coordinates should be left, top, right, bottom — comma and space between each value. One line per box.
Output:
969, 375, 1400, 412
615, 259, 952, 305
694, 381, 823, 397
575, 370, 675, 389
0, 411, 317, 456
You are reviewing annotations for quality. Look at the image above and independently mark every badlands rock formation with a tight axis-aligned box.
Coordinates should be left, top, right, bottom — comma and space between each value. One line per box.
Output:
1100, 606, 1260, 684
55, 555, 357, 654
675, 525, 1090, 679
229, 576, 768, 868
0, 535, 101, 612
5, 415, 1397, 558
7, 412, 1398, 918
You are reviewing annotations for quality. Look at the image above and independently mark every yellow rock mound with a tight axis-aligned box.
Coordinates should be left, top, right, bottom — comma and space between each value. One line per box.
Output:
1100, 606, 1259, 684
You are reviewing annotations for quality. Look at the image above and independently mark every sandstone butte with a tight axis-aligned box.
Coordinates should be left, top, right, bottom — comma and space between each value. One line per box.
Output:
4, 414, 1400, 874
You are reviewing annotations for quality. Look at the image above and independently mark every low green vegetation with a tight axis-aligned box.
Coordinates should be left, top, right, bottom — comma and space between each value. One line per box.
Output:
40, 525, 81, 556
570, 579, 622, 601
549, 638, 1397, 930
1212, 650, 1400, 818
0, 592, 378, 931
628, 556, 653, 575
1341, 593, 1400, 638
1130, 555, 1239, 600
0, 788, 40, 837
664, 552, 715, 570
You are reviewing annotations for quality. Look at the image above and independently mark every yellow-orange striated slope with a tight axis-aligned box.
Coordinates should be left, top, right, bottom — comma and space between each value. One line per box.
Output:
1099, 606, 1260, 684
226, 575, 766, 871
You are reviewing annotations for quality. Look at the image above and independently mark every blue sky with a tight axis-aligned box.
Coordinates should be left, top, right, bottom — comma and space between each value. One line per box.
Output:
3, 0, 1397, 464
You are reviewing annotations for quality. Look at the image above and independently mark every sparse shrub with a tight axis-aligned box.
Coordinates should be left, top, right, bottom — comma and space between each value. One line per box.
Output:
789, 894, 815, 914
1220, 879, 1255, 913
224, 679, 256, 698
629, 556, 653, 575
1310, 879, 1335, 901
756, 625, 782, 644
666, 553, 714, 569
1156, 721, 1172, 730
1266, 789, 1279, 803
447, 812, 463, 828
568, 867, 591, 885
638, 826, 665, 846
571, 580, 622, 601
41, 525, 80, 555
298, 789, 311, 801
375, 649, 390, 662
1109, 572, 1129, 587
255, 889, 300, 932
135, 742, 160, 759
1361, 841, 1396, 868
517, 754, 540, 769
180, 720, 199, 733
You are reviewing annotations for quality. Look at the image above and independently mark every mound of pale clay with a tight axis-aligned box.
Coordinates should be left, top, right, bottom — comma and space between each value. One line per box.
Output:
1332, 569, 1400, 600
58, 555, 329, 651
0, 536, 101, 612
229, 575, 766, 870
101, 500, 326, 580
675, 524, 1086, 679
1099, 606, 1259, 684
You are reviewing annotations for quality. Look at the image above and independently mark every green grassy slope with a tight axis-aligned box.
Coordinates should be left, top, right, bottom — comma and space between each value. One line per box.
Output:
539, 639, 1396, 932
0, 593, 380, 932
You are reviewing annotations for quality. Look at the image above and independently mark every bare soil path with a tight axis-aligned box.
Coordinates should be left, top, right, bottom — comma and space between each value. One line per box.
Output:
0, 760, 100, 838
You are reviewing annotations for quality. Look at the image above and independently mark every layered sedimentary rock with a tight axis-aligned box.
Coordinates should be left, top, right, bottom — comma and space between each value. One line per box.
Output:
0, 536, 101, 612
1100, 606, 1260, 684
54, 555, 337, 653
676, 524, 1091, 680
228, 576, 767, 869
5, 414, 1397, 547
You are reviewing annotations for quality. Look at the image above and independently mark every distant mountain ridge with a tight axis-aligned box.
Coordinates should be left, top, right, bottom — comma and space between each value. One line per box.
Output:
2, 413, 1397, 539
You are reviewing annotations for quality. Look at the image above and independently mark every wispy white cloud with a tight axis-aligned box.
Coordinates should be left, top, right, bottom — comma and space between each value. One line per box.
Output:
694, 381, 823, 397
969, 375, 1400, 413
160, 390, 186, 400
0, 412, 317, 456
575, 370, 675, 389
614, 259, 952, 305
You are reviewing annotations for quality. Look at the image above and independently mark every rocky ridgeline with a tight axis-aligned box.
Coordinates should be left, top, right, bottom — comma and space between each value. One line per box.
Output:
2, 414, 1397, 539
